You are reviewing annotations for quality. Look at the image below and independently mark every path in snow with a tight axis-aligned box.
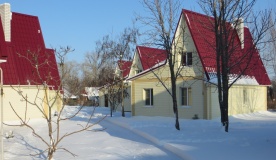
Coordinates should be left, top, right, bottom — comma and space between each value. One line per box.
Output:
92, 119, 182, 160
3, 115, 182, 160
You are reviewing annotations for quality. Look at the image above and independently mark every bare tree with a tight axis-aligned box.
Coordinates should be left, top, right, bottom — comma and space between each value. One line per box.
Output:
89, 28, 138, 117
6, 47, 105, 159
110, 28, 138, 117
137, 0, 183, 130
101, 78, 130, 117
264, 11, 276, 109
82, 35, 116, 87
60, 61, 82, 102
267, 12, 276, 78
198, 0, 275, 132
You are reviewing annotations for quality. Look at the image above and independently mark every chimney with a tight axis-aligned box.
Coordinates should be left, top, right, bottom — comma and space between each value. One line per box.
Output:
0, 3, 12, 42
234, 18, 244, 49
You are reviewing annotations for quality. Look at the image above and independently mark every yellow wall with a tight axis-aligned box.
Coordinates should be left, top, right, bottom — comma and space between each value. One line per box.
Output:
173, 14, 203, 76
206, 85, 268, 119
128, 13, 206, 119
47, 89, 63, 115
2, 85, 45, 121
131, 74, 205, 119
205, 85, 221, 119
228, 85, 267, 115
129, 51, 143, 78
124, 86, 132, 112
0, 85, 62, 121
98, 88, 106, 107
98, 85, 131, 112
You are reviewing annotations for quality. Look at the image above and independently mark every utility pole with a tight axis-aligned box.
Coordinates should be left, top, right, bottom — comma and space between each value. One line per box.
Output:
0, 59, 7, 160
0, 67, 4, 160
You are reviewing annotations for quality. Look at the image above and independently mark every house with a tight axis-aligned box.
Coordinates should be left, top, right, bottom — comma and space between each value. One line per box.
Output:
0, 3, 61, 121
101, 60, 133, 111
84, 87, 99, 100
82, 87, 100, 106
99, 9, 270, 119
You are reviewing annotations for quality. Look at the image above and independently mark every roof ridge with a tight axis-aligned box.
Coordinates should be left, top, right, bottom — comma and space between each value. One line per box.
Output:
182, 9, 212, 19
137, 45, 166, 51
12, 12, 39, 18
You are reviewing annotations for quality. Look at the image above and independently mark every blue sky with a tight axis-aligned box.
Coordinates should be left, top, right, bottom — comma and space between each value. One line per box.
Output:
1, 0, 275, 63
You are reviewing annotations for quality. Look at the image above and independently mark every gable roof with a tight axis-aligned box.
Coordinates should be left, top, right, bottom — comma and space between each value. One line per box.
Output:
182, 9, 270, 85
137, 46, 167, 70
0, 12, 60, 89
118, 60, 132, 78
127, 46, 167, 81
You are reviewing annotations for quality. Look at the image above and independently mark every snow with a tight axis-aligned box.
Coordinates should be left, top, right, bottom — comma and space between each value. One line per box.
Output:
84, 87, 100, 100
3, 106, 276, 160
207, 71, 259, 85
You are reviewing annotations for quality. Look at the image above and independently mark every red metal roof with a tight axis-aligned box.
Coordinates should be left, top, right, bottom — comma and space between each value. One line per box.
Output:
0, 17, 7, 58
0, 12, 60, 89
137, 46, 167, 70
118, 60, 132, 78
183, 9, 271, 85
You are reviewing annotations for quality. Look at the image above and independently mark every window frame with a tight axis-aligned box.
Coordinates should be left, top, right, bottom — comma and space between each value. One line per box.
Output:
181, 52, 193, 66
180, 87, 192, 107
136, 69, 142, 74
144, 88, 153, 106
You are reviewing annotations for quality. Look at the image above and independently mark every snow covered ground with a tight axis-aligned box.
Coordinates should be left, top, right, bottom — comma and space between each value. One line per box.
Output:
3, 106, 276, 160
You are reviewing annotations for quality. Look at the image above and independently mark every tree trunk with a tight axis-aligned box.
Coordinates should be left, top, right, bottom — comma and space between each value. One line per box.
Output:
170, 65, 180, 130
48, 149, 54, 160
110, 104, 113, 117
173, 98, 180, 130
121, 64, 125, 117
121, 106, 125, 117
223, 87, 229, 132
121, 88, 125, 117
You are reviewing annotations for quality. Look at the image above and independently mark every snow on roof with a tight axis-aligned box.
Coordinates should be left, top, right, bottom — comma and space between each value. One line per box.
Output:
127, 59, 166, 81
85, 87, 99, 96
62, 87, 78, 99
208, 72, 259, 85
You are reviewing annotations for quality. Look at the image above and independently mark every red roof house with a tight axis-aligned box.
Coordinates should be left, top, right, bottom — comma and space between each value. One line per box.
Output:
101, 9, 271, 119
0, 3, 61, 121
0, 8, 60, 89
182, 9, 270, 86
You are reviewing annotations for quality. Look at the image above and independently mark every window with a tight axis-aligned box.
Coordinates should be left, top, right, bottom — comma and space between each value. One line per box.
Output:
180, 87, 192, 106
181, 52, 192, 66
243, 89, 248, 104
144, 88, 153, 106
136, 69, 142, 74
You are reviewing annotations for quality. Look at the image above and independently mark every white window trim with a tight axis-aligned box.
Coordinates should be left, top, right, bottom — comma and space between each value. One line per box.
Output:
180, 87, 192, 108
144, 88, 153, 107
